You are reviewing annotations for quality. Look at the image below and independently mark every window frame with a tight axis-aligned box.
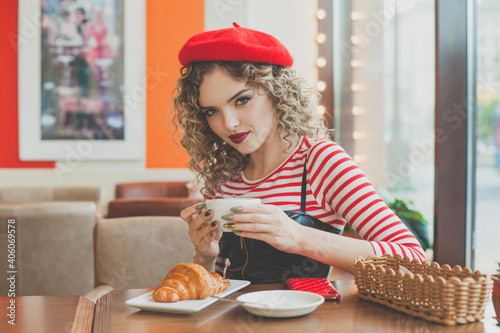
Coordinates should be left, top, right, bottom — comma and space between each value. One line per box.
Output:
433, 0, 476, 268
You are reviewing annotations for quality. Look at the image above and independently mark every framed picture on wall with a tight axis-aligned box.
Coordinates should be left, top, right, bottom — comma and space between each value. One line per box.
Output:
18, 0, 145, 160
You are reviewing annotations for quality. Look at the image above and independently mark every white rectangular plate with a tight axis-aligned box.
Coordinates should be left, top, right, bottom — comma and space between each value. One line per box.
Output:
125, 279, 250, 314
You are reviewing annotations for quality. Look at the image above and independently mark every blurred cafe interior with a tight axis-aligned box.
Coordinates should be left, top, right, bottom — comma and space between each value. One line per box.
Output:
0, 0, 500, 331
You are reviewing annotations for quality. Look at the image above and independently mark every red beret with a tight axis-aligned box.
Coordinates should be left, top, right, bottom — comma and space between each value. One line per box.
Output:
178, 22, 293, 67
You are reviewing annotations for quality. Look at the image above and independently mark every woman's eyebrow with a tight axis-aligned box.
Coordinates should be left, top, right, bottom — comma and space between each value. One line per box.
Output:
199, 89, 250, 110
199, 104, 212, 110
227, 89, 250, 103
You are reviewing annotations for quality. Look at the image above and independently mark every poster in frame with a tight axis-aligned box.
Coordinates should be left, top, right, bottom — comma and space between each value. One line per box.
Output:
19, 0, 145, 161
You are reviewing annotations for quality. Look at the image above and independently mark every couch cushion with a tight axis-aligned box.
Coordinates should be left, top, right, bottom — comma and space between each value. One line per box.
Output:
0, 202, 96, 296
94, 216, 195, 289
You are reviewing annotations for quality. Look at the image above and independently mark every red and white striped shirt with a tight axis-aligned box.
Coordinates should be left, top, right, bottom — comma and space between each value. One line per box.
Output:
214, 137, 426, 273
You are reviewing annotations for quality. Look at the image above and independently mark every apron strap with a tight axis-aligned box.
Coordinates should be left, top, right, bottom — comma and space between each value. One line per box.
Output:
300, 156, 307, 213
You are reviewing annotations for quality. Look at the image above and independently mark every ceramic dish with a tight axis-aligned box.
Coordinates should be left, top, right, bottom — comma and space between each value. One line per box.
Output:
236, 290, 325, 318
125, 279, 250, 314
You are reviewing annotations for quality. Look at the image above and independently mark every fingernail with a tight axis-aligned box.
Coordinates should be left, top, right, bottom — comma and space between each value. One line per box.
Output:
230, 206, 242, 212
205, 209, 212, 217
196, 203, 206, 210
223, 223, 235, 229
211, 221, 218, 227
232, 230, 241, 234
221, 214, 233, 220
209, 231, 214, 238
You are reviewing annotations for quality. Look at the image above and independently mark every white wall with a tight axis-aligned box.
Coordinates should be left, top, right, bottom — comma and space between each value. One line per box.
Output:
205, 0, 318, 86
0, 1, 319, 204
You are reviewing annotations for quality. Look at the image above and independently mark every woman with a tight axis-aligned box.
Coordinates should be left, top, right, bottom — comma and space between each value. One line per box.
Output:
175, 23, 426, 283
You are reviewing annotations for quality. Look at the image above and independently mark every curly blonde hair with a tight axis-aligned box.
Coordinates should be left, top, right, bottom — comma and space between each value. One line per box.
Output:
172, 61, 332, 198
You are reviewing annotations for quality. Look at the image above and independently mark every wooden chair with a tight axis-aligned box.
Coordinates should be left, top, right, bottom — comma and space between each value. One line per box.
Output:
108, 182, 199, 218
115, 182, 189, 199
106, 197, 200, 218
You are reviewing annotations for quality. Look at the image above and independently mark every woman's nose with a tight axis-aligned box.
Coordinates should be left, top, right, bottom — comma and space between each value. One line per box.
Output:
222, 109, 239, 131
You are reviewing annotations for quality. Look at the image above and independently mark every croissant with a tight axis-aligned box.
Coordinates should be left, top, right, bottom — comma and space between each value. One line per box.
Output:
153, 263, 230, 302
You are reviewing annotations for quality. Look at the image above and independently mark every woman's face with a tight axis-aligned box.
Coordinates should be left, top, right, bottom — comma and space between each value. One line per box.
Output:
198, 66, 278, 155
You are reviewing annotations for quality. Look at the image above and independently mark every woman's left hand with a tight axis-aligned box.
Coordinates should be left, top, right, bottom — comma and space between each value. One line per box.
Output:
224, 203, 304, 253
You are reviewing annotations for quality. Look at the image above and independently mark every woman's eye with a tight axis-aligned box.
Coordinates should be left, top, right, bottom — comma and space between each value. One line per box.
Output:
236, 97, 250, 106
203, 109, 217, 117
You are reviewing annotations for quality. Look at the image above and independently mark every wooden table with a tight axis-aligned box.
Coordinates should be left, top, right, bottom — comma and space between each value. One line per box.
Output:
1, 280, 498, 332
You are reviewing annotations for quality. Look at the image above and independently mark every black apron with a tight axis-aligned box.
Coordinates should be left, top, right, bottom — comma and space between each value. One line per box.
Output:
218, 161, 342, 284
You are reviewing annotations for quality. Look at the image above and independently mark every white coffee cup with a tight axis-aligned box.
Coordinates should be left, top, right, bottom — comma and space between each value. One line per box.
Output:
205, 198, 261, 232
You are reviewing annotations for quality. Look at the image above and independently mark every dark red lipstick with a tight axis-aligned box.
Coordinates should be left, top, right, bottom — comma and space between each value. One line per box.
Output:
228, 132, 249, 144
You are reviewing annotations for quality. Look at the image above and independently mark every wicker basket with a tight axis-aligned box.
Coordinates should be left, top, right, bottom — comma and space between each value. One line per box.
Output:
353, 254, 493, 326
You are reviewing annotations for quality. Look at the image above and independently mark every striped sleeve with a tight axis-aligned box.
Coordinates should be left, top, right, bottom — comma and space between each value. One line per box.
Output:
307, 140, 427, 262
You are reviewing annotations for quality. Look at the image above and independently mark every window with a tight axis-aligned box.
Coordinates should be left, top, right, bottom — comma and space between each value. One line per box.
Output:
321, 0, 499, 270
331, 0, 435, 256
475, 0, 500, 275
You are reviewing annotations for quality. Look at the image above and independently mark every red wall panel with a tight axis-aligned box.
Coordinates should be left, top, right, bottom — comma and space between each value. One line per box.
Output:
0, 0, 55, 168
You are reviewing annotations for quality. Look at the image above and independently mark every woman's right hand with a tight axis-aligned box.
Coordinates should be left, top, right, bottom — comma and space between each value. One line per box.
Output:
180, 203, 222, 261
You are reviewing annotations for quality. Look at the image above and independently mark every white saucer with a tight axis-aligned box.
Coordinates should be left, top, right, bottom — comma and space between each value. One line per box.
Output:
236, 290, 324, 318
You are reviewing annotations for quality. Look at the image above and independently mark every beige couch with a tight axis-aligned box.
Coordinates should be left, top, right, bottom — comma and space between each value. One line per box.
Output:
0, 202, 96, 296
0, 202, 194, 299
0, 186, 104, 204
0, 186, 107, 216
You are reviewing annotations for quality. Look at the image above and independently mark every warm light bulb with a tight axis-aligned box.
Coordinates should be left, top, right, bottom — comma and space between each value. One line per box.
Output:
350, 11, 362, 20
352, 106, 364, 115
350, 35, 361, 45
316, 57, 327, 68
317, 8, 327, 20
350, 60, 363, 67
316, 80, 327, 92
316, 32, 327, 44
352, 131, 364, 140
351, 83, 361, 92
317, 105, 326, 115
353, 154, 366, 163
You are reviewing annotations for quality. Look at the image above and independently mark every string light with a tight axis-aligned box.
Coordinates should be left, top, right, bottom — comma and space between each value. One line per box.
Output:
316, 6, 328, 122
316, 80, 327, 92
316, 57, 327, 68
350, 60, 363, 67
352, 106, 364, 115
350, 35, 361, 45
353, 154, 366, 163
317, 105, 326, 115
350, 11, 363, 20
351, 83, 361, 92
352, 131, 365, 140
316, 32, 327, 44
317, 8, 327, 20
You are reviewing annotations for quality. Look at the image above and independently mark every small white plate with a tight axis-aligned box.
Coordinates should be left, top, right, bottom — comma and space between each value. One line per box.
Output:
236, 290, 325, 318
125, 279, 250, 314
